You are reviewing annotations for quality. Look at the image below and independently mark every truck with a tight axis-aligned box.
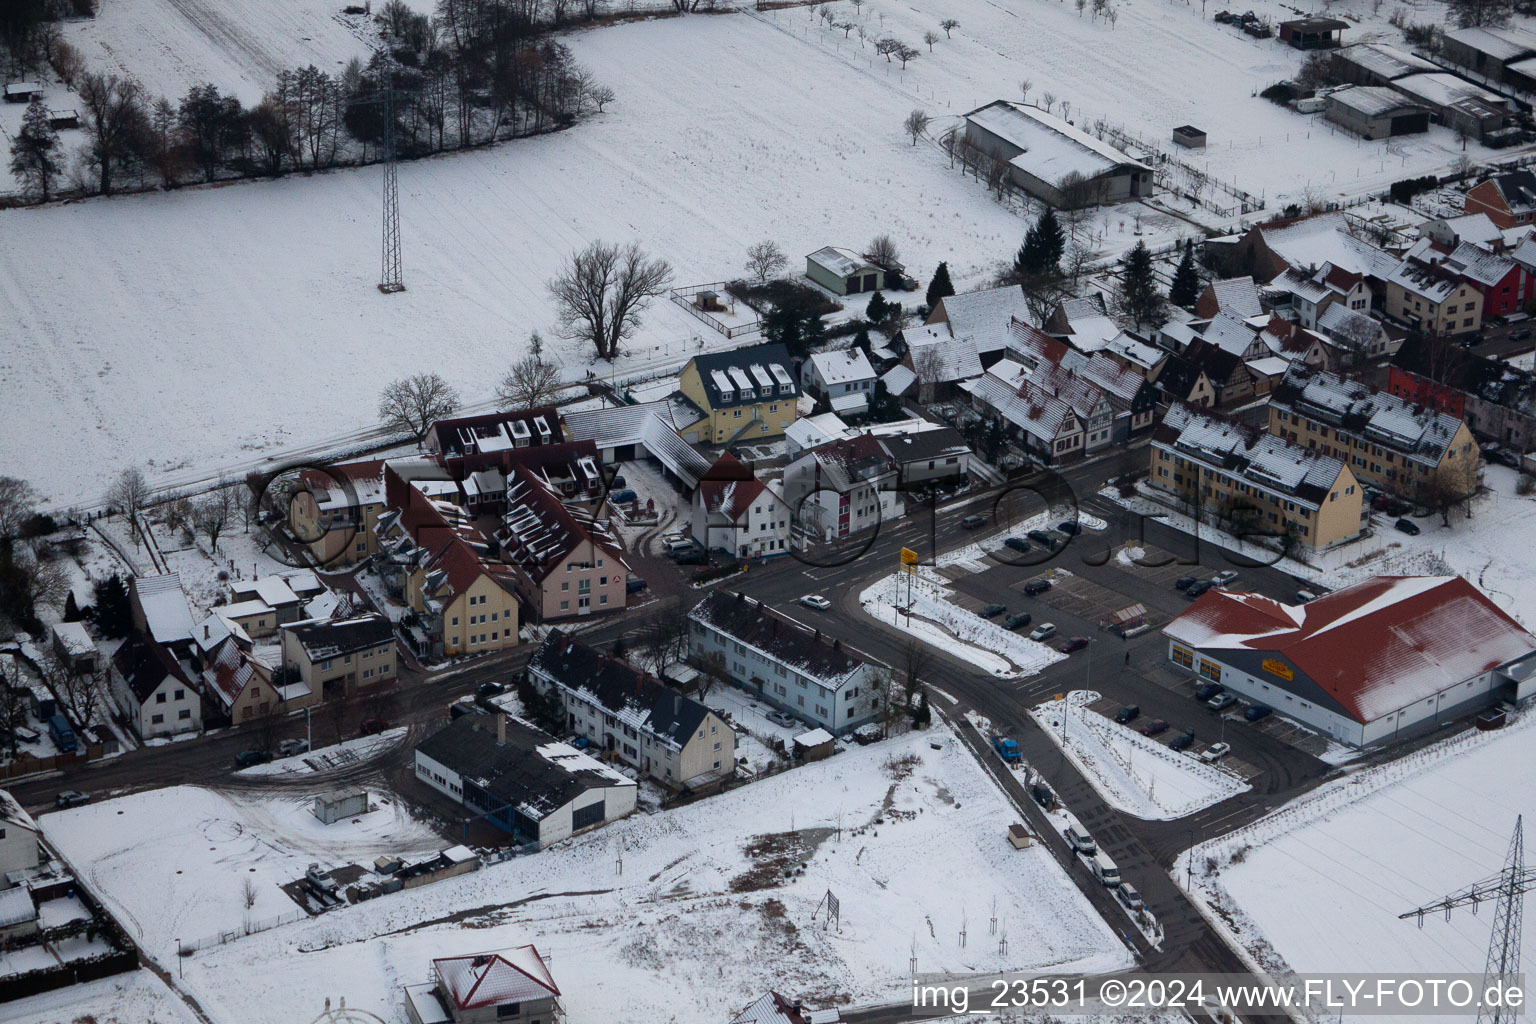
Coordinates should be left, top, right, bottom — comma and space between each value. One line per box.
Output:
48, 714, 77, 753
992, 736, 1021, 764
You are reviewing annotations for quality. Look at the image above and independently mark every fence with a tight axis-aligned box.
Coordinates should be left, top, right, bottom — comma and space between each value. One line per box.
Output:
668, 282, 763, 339
177, 908, 307, 955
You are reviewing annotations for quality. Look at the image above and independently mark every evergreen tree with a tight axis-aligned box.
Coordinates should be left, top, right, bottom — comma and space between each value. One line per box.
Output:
612, 636, 627, 660
1168, 239, 1201, 308
852, 323, 872, 354
1015, 209, 1066, 281
925, 261, 955, 312
866, 290, 890, 325
88, 574, 132, 639
1119, 241, 1166, 329
9, 96, 62, 203
63, 591, 80, 622
762, 294, 826, 358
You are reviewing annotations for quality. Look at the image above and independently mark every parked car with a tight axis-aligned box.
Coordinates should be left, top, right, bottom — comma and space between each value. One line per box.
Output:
1114, 705, 1140, 724
1169, 729, 1197, 752
359, 717, 390, 736
1003, 612, 1032, 630
766, 710, 800, 728
1026, 529, 1057, 548
1030, 782, 1058, 809
1028, 623, 1057, 642
1488, 448, 1522, 469
1003, 537, 1030, 553
1059, 636, 1090, 653
625, 577, 649, 594
54, 790, 90, 809
1175, 575, 1197, 590
1194, 681, 1224, 701
1207, 692, 1238, 712
1394, 517, 1421, 536
277, 738, 309, 758
800, 595, 832, 610
1023, 579, 1052, 596
992, 736, 1021, 763
672, 548, 706, 565
610, 488, 638, 505
960, 514, 986, 529
979, 603, 1007, 618
1243, 704, 1273, 722
13, 726, 38, 745
611, 474, 627, 488
1118, 882, 1145, 911
234, 748, 271, 768
1139, 719, 1170, 737
661, 531, 687, 545
1199, 742, 1232, 763
1186, 580, 1214, 598
1371, 493, 1396, 512
1063, 824, 1096, 855
1057, 520, 1082, 536
1210, 570, 1240, 586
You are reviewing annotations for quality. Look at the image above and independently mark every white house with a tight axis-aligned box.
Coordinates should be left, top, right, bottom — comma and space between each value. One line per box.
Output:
0, 791, 40, 883
803, 349, 877, 415
689, 452, 793, 559
109, 633, 202, 740
780, 435, 903, 541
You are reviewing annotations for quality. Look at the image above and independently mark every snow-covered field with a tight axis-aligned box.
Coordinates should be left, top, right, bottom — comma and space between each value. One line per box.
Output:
3, 0, 1509, 506
43, 785, 446, 958
1030, 691, 1248, 820
1189, 709, 1536, 1016
861, 568, 1064, 677
0, 969, 200, 1024
69, 727, 1130, 1024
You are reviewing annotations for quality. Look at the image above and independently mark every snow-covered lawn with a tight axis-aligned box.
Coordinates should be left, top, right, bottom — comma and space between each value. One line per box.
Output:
1029, 691, 1248, 821
146, 726, 1130, 1024
861, 569, 1064, 678
1188, 709, 1536, 1000
0, 969, 199, 1024
43, 784, 446, 959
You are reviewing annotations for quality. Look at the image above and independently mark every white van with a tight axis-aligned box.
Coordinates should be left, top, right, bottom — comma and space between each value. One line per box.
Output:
1092, 852, 1121, 887
1063, 825, 1096, 855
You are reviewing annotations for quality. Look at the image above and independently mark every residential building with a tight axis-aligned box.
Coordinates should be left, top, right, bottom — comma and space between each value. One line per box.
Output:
1163, 576, 1536, 746
287, 459, 388, 567
110, 633, 201, 739
870, 422, 974, 486
899, 323, 984, 403
690, 452, 792, 559
414, 714, 636, 846
1042, 295, 1121, 353
1194, 277, 1264, 320
1149, 337, 1256, 409
0, 792, 39, 884
729, 992, 841, 1024
1420, 212, 1506, 252
226, 575, 305, 635
1323, 85, 1429, 139
561, 400, 712, 490
528, 633, 735, 790
1267, 263, 1373, 328
129, 573, 196, 653
781, 434, 903, 540
805, 247, 884, 295
424, 407, 564, 463
1214, 212, 1399, 285
280, 614, 397, 702
199, 640, 283, 725
1440, 240, 1532, 319
784, 412, 851, 457
1464, 170, 1536, 230
688, 590, 885, 734
1267, 364, 1477, 500
498, 462, 628, 620
963, 370, 1086, 462
1391, 336, 1536, 451
403, 945, 562, 1024
926, 283, 1032, 359
1384, 247, 1484, 335
1149, 405, 1364, 550
962, 100, 1153, 206
802, 349, 877, 416
677, 342, 800, 444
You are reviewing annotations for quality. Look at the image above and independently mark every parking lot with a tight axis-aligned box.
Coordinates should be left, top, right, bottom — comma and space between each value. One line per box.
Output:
1141, 663, 1331, 758
1078, 692, 1263, 782
1018, 570, 1170, 633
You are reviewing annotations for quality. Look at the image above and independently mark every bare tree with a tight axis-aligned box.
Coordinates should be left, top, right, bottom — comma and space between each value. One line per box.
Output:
0, 478, 41, 547
378, 373, 461, 442
1063, 241, 1094, 288
1017, 78, 1033, 103
923, 29, 939, 49
875, 37, 900, 61
1041, 91, 1056, 113
549, 240, 674, 361
589, 84, 615, 112
745, 240, 789, 283
1419, 451, 1481, 526
939, 125, 961, 167
903, 108, 931, 145
39, 649, 102, 729
693, 649, 730, 701
0, 684, 28, 756
108, 467, 151, 549
867, 234, 901, 270
496, 354, 563, 410
77, 72, 146, 196
940, 17, 959, 36
242, 876, 259, 910
637, 600, 693, 676
899, 638, 931, 710
194, 486, 235, 554
896, 44, 918, 69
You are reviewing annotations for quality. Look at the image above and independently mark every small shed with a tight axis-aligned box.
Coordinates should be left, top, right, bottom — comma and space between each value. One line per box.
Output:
806, 246, 884, 296
47, 108, 79, 131
51, 621, 97, 672
694, 289, 724, 312
1172, 125, 1207, 149
792, 727, 835, 761
1109, 603, 1149, 635
1008, 823, 1035, 849
3, 82, 42, 103
0, 888, 37, 941
312, 788, 368, 824
1279, 17, 1347, 50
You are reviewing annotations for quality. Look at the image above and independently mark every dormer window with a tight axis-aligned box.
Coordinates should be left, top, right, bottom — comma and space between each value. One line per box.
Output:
720, 390, 734, 403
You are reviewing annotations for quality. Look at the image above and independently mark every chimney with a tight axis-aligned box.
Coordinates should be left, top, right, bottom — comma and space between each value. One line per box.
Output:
496, 713, 506, 744
674, 694, 681, 714
204, 624, 210, 639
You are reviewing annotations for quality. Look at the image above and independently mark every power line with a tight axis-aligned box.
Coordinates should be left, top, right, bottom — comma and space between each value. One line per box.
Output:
378, 65, 404, 295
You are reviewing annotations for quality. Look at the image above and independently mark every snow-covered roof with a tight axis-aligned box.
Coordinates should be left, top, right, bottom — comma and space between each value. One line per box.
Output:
1335, 42, 1437, 81
1270, 364, 1465, 466
1425, 212, 1503, 248
1155, 404, 1346, 507
963, 373, 1080, 444
808, 349, 875, 387
221, 599, 275, 619
881, 363, 916, 397
830, 392, 868, 414
794, 728, 834, 746
690, 591, 868, 688
1100, 330, 1165, 371
1199, 312, 1262, 357
233, 575, 301, 609
563, 399, 680, 451
1391, 73, 1511, 116
1165, 576, 1536, 723
935, 284, 1032, 354
435, 946, 560, 1009
1259, 214, 1398, 281
1445, 25, 1536, 62
133, 573, 195, 645
964, 100, 1150, 187
1444, 240, 1516, 288
906, 328, 983, 383
807, 246, 875, 278
785, 412, 851, 453
1326, 84, 1425, 118
1204, 277, 1263, 318
1387, 253, 1462, 303
0, 888, 35, 929
1246, 356, 1292, 378
730, 991, 838, 1024
51, 621, 93, 657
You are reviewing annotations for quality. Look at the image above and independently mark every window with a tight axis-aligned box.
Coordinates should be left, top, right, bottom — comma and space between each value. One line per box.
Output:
151, 713, 164, 724
179, 709, 191, 720
156, 692, 167, 704
496, 1004, 522, 1020
1171, 645, 1194, 669
1198, 658, 1222, 682
572, 800, 606, 831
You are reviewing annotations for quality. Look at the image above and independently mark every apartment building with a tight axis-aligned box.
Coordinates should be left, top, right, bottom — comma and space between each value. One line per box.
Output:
677, 342, 800, 444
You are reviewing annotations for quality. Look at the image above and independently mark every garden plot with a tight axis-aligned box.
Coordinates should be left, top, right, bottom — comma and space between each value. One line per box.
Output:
168, 725, 1129, 1024
861, 567, 1064, 677
42, 784, 445, 959
1030, 692, 1248, 821
1188, 708, 1536, 1006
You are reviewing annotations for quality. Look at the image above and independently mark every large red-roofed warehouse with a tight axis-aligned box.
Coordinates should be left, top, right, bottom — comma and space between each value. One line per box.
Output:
1162, 576, 1536, 746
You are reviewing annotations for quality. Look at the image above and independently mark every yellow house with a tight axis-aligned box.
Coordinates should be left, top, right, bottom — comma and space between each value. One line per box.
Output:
1384, 257, 1483, 336
678, 342, 801, 445
287, 459, 388, 568
1150, 406, 1364, 550
1266, 365, 1479, 502
408, 540, 521, 658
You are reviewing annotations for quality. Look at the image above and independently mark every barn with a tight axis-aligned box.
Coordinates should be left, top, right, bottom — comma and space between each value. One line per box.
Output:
1324, 86, 1430, 140
962, 100, 1152, 208
1163, 576, 1536, 747
805, 247, 884, 296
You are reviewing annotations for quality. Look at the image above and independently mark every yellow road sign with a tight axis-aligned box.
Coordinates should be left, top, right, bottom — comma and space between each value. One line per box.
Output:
900, 547, 918, 565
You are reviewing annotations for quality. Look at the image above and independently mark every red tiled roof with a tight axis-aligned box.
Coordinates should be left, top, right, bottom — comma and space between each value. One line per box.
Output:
1165, 576, 1536, 723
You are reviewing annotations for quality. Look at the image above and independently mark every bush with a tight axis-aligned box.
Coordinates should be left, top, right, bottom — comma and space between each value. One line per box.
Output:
692, 560, 742, 585
1518, 472, 1536, 496
1389, 175, 1439, 205
1259, 82, 1298, 107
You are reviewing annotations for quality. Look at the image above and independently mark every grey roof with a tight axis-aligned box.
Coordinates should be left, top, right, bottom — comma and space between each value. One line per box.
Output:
877, 425, 971, 464
111, 633, 192, 705
284, 614, 394, 662
1445, 25, 1536, 62
1270, 365, 1464, 467
690, 591, 868, 689
1336, 43, 1437, 81
689, 342, 798, 412
529, 633, 712, 749
1156, 405, 1347, 507
1326, 85, 1427, 118
562, 400, 678, 450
